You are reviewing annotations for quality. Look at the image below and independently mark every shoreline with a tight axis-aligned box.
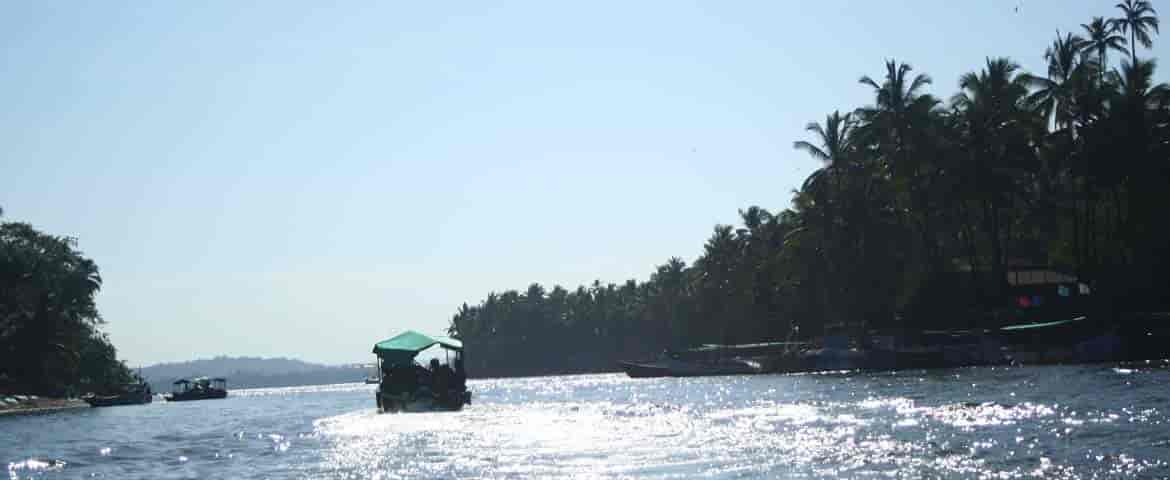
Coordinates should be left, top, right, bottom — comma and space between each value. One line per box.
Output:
0, 397, 89, 417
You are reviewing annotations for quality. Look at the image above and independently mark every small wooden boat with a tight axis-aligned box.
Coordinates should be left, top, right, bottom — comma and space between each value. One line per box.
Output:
621, 343, 774, 378
84, 382, 153, 407
372, 331, 471, 413
619, 361, 671, 378
164, 377, 228, 402
619, 357, 761, 378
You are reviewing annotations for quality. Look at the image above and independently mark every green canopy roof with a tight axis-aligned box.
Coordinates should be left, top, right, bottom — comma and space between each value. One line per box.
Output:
372, 330, 462, 358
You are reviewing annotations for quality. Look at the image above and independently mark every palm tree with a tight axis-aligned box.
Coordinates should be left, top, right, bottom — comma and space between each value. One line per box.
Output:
856, 61, 936, 158
856, 60, 943, 273
693, 225, 747, 343
1025, 31, 1088, 132
1115, 0, 1160, 64
793, 111, 857, 252
1082, 17, 1128, 82
859, 61, 933, 110
1114, 58, 1170, 105
792, 111, 861, 334
855, 61, 942, 200
448, 303, 476, 338
738, 206, 773, 233
650, 257, 688, 348
793, 111, 855, 198
1108, 58, 1170, 260
952, 57, 1036, 296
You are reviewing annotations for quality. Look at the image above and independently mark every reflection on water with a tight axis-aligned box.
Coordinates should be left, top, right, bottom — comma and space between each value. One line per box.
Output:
3, 365, 1170, 478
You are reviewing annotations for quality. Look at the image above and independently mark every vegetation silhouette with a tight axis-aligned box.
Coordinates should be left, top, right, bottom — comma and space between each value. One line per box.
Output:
449, 7, 1170, 377
0, 209, 133, 396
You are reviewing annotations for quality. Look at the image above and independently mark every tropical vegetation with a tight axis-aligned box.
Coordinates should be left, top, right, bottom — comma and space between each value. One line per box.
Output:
0, 207, 134, 396
447, 4, 1170, 376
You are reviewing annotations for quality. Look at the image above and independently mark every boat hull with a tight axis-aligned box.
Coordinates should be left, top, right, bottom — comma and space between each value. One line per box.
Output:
84, 394, 153, 407
165, 390, 227, 402
619, 359, 760, 378
619, 361, 671, 378
376, 388, 471, 413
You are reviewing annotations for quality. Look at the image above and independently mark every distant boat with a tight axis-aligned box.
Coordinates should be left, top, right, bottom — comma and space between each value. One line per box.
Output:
164, 377, 228, 402
83, 382, 153, 407
619, 357, 761, 378
619, 342, 808, 378
619, 361, 672, 378
364, 376, 379, 385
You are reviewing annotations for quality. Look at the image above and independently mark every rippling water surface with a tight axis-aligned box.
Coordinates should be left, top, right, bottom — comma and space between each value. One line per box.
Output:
4, 364, 1170, 478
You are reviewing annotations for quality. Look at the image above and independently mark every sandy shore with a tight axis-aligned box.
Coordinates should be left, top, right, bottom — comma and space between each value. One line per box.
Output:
0, 396, 89, 416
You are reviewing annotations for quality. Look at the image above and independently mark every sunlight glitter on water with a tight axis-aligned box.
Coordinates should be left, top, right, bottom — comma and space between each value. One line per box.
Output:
7, 459, 66, 476
311, 388, 943, 477
5, 367, 1170, 478
293, 370, 1169, 478
923, 401, 1056, 428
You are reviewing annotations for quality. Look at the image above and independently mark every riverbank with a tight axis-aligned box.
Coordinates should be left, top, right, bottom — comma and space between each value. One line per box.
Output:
467, 313, 1170, 379
0, 396, 88, 416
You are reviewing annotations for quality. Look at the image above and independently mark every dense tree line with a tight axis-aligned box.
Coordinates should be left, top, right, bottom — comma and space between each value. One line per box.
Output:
0, 207, 133, 396
451, 3, 1170, 375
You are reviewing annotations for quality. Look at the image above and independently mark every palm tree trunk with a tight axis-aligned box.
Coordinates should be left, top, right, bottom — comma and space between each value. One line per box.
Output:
1132, 30, 1137, 65
1113, 185, 1126, 266
959, 200, 981, 305
1073, 195, 1082, 272
983, 199, 1000, 295
1100, 48, 1108, 85
1086, 193, 1097, 275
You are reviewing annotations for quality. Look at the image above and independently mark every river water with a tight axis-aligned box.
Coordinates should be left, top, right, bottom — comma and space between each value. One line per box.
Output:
3, 364, 1169, 479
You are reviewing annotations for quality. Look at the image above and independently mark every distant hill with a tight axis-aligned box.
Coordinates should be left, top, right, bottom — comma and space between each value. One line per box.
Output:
139, 356, 375, 390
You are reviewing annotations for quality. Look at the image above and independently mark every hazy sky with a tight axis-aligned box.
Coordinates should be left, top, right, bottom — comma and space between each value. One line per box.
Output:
3, 1, 1167, 365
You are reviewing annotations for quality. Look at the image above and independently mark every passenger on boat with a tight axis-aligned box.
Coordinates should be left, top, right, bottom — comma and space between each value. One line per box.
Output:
385, 363, 417, 395
439, 362, 456, 386
453, 358, 466, 391
414, 363, 433, 395
430, 359, 447, 395
431, 359, 457, 399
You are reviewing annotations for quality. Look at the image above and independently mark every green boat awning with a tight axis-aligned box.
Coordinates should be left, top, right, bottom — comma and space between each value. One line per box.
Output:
372, 331, 462, 363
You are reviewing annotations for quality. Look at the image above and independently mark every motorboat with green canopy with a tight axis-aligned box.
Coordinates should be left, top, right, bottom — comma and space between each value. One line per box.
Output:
371, 330, 470, 413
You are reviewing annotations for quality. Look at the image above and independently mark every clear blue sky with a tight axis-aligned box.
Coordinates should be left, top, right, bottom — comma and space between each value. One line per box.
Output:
3, 1, 1166, 365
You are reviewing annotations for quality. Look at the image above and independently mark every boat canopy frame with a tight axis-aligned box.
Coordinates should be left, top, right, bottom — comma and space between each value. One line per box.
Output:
372, 330, 462, 365
371, 330, 464, 384
373, 330, 461, 354
171, 377, 227, 393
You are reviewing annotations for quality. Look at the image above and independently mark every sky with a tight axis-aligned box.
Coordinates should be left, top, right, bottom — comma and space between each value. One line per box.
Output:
3, 1, 1168, 366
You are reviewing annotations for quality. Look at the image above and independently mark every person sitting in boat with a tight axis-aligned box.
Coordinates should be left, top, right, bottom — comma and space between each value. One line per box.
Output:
416, 362, 431, 382
430, 359, 447, 397
453, 358, 466, 390
413, 362, 433, 395
430, 359, 457, 400
385, 363, 416, 395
